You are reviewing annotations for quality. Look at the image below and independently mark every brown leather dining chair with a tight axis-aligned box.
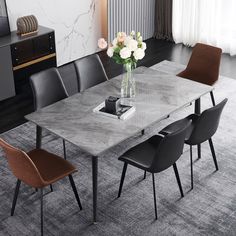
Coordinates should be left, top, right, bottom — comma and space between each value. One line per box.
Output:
177, 43, 222, 106
0, 138, 82, 236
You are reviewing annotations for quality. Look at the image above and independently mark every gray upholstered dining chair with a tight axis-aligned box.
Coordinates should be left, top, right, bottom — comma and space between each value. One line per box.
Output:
160, 98, 228, 189
74, 54, 108, 92
30, 68, 69, 159
117, 120, 191, 219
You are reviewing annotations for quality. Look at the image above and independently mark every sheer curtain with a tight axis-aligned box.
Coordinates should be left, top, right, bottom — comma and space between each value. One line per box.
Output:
173, 0, 236, 55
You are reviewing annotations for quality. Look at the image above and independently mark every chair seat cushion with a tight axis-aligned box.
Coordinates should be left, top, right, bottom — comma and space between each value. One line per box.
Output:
27, 149, 77, 185
159, 114, 199, 144
177, 70, 217, 86
119, 135, 163, 170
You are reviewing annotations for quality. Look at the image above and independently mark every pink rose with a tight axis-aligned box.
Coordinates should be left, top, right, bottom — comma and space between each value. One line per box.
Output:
98, 38, 108, 49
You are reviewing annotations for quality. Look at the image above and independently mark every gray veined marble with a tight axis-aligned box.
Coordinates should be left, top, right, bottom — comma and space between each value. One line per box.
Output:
6, 0, 103, 66
26, 66, 213, 157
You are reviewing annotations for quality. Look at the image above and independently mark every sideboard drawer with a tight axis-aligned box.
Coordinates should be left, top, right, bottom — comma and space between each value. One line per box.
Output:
11, 32, 56, 67
33, 32, 55, 58
11, 40, 34, 66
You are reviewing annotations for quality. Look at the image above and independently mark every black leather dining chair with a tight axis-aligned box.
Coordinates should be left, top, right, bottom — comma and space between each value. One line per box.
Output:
160, 98, 228, 189
117, 120, 191, 219
74, 54, 108, 92
30, 68, 69, 158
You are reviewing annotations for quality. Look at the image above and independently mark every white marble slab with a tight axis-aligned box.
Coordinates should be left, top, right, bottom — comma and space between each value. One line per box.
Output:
6, 0, 105, 66
25, 66, 213, 157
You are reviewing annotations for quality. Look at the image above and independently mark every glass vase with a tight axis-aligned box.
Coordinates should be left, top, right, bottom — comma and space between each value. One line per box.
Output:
121, 62, 136, 98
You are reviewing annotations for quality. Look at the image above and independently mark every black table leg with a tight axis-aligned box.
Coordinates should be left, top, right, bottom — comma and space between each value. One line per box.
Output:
194, 99, 201, 159
92, 156, 98, 223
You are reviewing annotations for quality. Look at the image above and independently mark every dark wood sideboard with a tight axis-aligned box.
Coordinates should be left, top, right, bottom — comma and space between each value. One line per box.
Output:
0, 25, 56, 101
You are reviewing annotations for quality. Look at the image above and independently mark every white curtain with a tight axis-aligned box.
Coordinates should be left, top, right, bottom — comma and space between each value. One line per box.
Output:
173, 0, 236, 55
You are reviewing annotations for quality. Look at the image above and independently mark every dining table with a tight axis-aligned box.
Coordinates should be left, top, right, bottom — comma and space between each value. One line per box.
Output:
25, 65, 213, 223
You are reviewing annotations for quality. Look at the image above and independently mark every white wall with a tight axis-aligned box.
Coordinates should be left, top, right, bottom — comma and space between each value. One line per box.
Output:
6, 0, 107, 66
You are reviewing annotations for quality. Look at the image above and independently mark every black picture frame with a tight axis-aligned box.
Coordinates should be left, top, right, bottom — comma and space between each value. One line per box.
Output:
0, 0, 10, 37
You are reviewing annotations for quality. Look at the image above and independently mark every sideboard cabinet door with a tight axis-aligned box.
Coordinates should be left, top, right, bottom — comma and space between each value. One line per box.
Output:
0, 46, 16, 100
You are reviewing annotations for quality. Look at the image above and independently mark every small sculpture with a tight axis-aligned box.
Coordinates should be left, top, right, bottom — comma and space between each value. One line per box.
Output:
17, 15, 38, 36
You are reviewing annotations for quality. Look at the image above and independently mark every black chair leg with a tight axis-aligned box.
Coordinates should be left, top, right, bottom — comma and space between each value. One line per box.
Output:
36, 126, 42, 149
118, 163, 128, 198
208, 138, 219, 171
190, 145, 193, 190
40, 188, 44, 236
68, 175, 82, 210
63, 139, 67, 160
152, 173, 158, 220
11, 179, 21, 216
143, 171, 146, 180
195, 99, 201, 159
173, 163, 184, 197
50, 185, 53, 192
197, 145, 201, 159
210, 91, 216, 106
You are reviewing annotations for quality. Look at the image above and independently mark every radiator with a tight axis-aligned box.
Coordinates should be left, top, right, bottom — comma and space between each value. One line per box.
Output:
108, 0, 155, 42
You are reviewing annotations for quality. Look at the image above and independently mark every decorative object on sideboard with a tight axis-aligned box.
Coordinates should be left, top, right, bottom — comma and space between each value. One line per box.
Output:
98, 31, 146, 98
17, 15, 38, 37
0, 0, 10, 37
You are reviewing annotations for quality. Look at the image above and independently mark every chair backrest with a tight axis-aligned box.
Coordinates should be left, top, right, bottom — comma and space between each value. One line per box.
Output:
151, 121, 191, 173
0, 139, 45, 188
30, 68, 69, 110
58, 62, 79, 96
74, 54, 108, 92
177, 43, 222, 85
187, 98, 228, 145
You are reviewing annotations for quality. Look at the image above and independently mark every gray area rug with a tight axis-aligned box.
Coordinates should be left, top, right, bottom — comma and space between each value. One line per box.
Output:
0, 60, 235, 236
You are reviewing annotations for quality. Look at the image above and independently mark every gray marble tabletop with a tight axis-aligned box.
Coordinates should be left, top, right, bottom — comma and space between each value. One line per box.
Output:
25, 66, 213, 156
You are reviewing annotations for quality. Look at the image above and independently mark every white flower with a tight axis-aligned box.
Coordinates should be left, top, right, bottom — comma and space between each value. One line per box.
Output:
120, 47, 132, 59
130, 30, 135, 36
126, 39, 138, 51
107, 47, 114, 57
134, 48, 145, 60
124, 36, 132, 46
141, 42, 147, 50
112, 38, 118, 47
138, 36, 143, 42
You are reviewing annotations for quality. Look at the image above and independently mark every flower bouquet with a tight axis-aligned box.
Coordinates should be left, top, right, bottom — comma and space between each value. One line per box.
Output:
98, 31, 146, 98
